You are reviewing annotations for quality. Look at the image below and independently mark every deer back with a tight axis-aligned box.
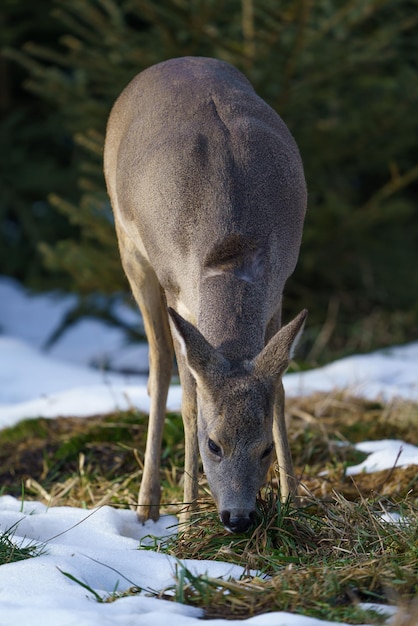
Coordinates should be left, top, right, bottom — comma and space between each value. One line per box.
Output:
104, 57, 306, 359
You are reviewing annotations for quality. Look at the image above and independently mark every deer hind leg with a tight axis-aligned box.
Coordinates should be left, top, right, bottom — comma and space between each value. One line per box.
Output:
121, 249, 174, 522
266, 314, 298, 501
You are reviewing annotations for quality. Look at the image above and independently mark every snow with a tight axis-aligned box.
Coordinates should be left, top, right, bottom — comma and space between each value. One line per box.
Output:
347, 439, 418, 476
0, 275, 144, 370
0, 335, 182, 426
0, 275, 417, 625
284, 344, 418, 402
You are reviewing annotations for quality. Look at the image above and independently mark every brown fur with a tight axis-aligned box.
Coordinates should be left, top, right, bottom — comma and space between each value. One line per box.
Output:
104, 57, 307, 532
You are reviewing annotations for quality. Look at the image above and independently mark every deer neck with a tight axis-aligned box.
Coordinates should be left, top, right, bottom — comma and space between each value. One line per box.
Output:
198, 273, 266, 361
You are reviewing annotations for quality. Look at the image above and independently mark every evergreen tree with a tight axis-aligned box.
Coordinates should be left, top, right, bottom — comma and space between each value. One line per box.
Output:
3, 0, 418, 359
0, 0, 80, 287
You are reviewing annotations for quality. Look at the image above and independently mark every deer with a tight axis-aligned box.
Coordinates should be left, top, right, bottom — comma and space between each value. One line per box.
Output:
104, 57, 307, 534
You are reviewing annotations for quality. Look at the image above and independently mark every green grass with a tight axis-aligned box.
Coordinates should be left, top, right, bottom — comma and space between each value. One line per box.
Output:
0, 410, 186, 510
0, 392, 417, 622
0, 523, 45, 565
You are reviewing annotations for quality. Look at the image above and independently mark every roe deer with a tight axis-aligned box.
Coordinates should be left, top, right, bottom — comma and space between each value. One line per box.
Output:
104, 57, 307, 533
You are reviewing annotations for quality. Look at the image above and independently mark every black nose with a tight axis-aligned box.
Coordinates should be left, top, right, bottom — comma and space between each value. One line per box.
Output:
221, 510, 256, 533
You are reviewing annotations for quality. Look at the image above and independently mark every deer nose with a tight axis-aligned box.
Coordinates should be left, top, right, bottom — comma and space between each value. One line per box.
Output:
221, 510, 256, 533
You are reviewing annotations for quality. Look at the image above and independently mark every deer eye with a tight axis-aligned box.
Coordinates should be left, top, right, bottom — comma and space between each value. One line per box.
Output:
208, 438, 222, 457
261, 442, 274, 459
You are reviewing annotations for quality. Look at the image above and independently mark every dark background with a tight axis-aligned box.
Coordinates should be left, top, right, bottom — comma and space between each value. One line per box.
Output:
1, 0, 417, 364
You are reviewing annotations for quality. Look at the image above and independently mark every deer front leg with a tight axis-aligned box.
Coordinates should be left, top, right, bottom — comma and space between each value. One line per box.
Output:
273, 381, 298, 501
137, 331, 172, 522
116, 230, 174, 522
265, 311, 298, 501
136, 298, 173, 520
127, 273, 173, 522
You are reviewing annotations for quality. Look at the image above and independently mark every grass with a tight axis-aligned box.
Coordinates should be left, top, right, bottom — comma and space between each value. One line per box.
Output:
0, 523, 45, 565
0, 392, 417, 623
154, 490, 417, 623
0, 410, 186, 511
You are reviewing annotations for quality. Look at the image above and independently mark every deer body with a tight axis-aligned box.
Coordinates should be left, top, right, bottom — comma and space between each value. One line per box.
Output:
104, 57, 307, 533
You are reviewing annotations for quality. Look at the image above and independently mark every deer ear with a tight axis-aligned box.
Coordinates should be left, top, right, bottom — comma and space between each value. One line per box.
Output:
168, 308, 229, 383
252, 309, 307, 380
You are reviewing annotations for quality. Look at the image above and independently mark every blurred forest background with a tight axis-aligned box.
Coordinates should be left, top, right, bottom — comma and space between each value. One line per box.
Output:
1, 0, 417, 365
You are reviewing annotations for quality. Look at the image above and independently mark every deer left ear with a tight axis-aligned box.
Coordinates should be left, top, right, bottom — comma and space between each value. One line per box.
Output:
252, 309, 307, 380
168, 307, 230, 384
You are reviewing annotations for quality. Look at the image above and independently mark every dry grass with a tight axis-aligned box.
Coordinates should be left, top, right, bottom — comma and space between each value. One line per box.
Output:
1, 392, 417, 623
153, 478, 417, 622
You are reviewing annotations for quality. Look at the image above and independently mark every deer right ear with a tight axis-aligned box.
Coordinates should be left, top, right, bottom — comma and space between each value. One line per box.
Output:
252, 309, 307, 380
168, 308, 229, 384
